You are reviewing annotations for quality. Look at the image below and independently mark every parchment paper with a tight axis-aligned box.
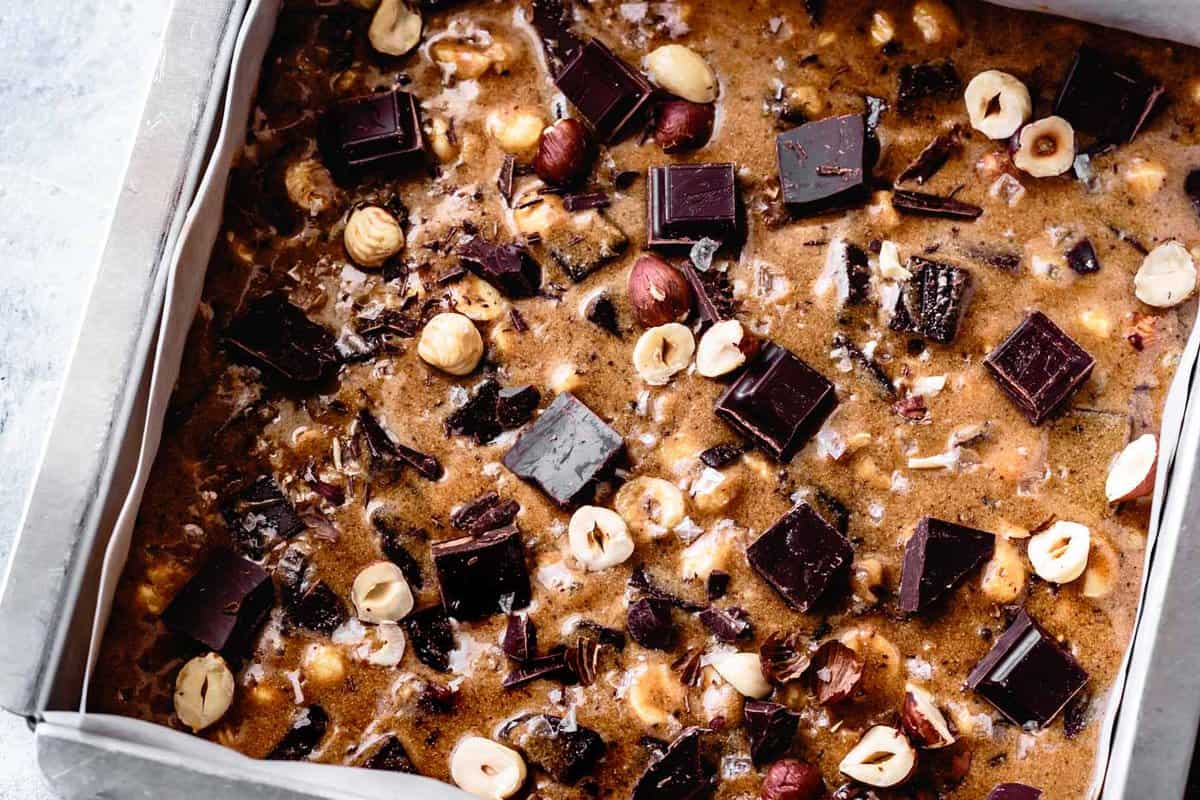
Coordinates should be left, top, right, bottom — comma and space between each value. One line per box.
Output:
72, 1, 1200, 798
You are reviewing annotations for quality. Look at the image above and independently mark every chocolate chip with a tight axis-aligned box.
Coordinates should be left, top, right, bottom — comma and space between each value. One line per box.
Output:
1054, 46, 1163, 144
402, 606, 456, 672
358, 408, 443, 480
744, 700, 800, 765
966, 609, 1089, 728
502, 648, 577, 688
224, 294, 339, 385
698, 606, 752, 643
458, 235, 542, 298
220, 476, 305, 559
889, 257, 973, 345
362, 736, 416, 773
445, 380, 503, 444
896, 61, 961, 114
265, 705, 329, 761
161, 549, 275, 662
631, 728, 716, 800
832, 333, 896, 400
629, 565, 705, 611
626, 597, 678, 650
896, 126, 962, 185
545, 208, 628, 281
450, 492, 521, 535
899, 517, 994, 613
286, 581, 348, 636
503, 613, 538, 662
432, 525, 531, 620
804, 0, 825, 22
1066, 239, 1100, 275
807, 640, 864, 704
500, 714, 606, 784
715, 342, 837, 462
747, 502, 853, 612
585, 292, 622, 336
648, 163, 741, 249
892, 189, 982, 220
502, 393, 625, 508
317, 89, 425, 180
986, 785, 1044, 800
681, 261, 736, 327
555, 39, 653, 142
497, 385, 540, 428
699, 443, 745, 469
984, 311, 1095, 425
775, 115, 869, 216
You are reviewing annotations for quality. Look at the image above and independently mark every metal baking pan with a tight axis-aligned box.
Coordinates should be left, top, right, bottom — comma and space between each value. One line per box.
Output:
2, 0, 1199, 797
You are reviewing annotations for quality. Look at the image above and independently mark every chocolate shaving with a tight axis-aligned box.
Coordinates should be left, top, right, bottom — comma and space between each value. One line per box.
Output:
897, 126, 962, 185
699, 606, 753, 642
672, 648, 704, 687
266, 705, 329, 761
498, 154, 516, 205
509, 307, 529, 333
629, 566, 705, 612
564, 191, 611, 212
681, 261, 736, 326
503, 614, 537, 662
563, 637, 602, 687
358, 408, 443, 480
626, 597, 678, 651
807, 640, 864, 704
833, 333, 896, 400
572, 619, 627, 650
893, 394, 928, 421
960, 243, 1021, 273
760, 631, 811, 684
892, 189, 982, 220
1187, 170, 1200, 219
503, 648, 576, 688
451, 491, 521, 535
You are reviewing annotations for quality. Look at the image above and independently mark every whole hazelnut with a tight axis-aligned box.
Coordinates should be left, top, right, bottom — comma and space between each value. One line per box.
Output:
761, 759, 824, 800
533, 118, 593, 185
628, 254, 692, 327
654, 98, 715, 153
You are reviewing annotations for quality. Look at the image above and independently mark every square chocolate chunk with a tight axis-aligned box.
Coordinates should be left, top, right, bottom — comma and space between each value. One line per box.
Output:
502, 392, 625, 507
432, 525, 532, 620
1054, 47, 1163, 144
318, 89, 424, 178
162, 549, 275, 661
224, 294, 339, 385
647, 164, 740, 249
890, 258, 973, 345
715, 343, 837, 462
966, 609, 1088, 728
555, 39, 653, 142
984, 311, 1095, 425
221, 476, 305, 560
775, 114, 869, 215
746, 502, 853, 612
899, 517, 994, 613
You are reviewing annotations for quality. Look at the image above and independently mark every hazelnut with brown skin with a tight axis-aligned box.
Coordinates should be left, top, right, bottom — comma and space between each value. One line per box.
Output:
654, 98, 715, 152
628, 254, 692, 327
533, 118, 593, 185
761, 759, 825, 800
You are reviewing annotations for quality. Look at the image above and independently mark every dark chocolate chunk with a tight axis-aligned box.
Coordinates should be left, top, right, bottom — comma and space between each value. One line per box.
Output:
1063, 690, 1091, 738
629, 565, 705, 612
530, 0, 583, 77
897, 61, 961, 114
1054, 46, 1163, 144
647, 163, 741, 249
966, 609, 1089, 728
564, 191, 611, 212
681, 261, 736, 326
358, 408, 443, 480
584, 291, 621, 336
500, 714, 606, 784
286, 581, 348, 636
502, 392, 625, 507
445, 380, 503, 444
402, 606, 456, 672
744, 701, 800, 765
417, 681, 458, 713
699, 606, 752, 643
372, 511, 426, 589
555, 38, 653, 142
626, 598, 678, 650
458, 235, 542, 298
760, 631, 810, 685
832, 333, 896, 400
497, 385, 540, 428
890, 257, 973, 344
986, 785, 1044, 800
432, 525, 531, 620
804, 0, 825, 23
318, 89, 424, 179
747, 502, 853, 612
162, 549, 274, 661
631, 728, 715, 800
503, 648, 576, 688
450, 492, 521, 536
503, 613, 538, 662
564, 637, 602, 687
960, 243, 1021, 273
498, 154, 516, 205
699, 443, 745, 469
807, 640, 863, 704
224, 294, 339, 385
545, 208, 628, 281
896, 126, 962, 185
266, 705, 329, 761
1186, 169, 1200, 219
220, 476, 305, 559
898, 517, 994, 613
706, 570, 730, 600
892, 189, 982, 220
363, 736, 416, 773
775, 115, 869, 215
1066, 239, 1100, 275
715, 343, 837, 462
984, 311, 1095, 424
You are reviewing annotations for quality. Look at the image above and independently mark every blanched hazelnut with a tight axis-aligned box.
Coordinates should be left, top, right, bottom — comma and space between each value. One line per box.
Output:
430, 38, 514, 80
654, 98, 715, 152
710, 651, 772, 698
839, 725, 917, 788
304, 644, 347, 685
980, 535, 1026, 603
643, 44, 718, 104
1081, 536, 1120, 599
627, 663, 686, 726
451, 274, 506, 322
870, 11, 897, 47
352, 561, 414, 622
633, 323, 695, 385
285, 159, 336, 214
486, 108, 547, 158
512, 192, 570, 239
628, 255, 692, 327
450, 736, 527, 800
964, 70, 1032, 140
912, 0, 960, 44
691, 467, 740, 514
679, 530, 732, 580
418, 312, 484, 375
567, 506, 635, 570
533, 118, 593, 185
174, 653, 235, 732
1028, 521, 1091, 584
1013, 116, 1075, 178
696, 319, 753, 378
368, 0, 422, 57
615, 476, 686, 541
1123, 157, 1167, 200
428, 116, 460, 163
1134, 241, 1197, 308
344, 206, 405, 267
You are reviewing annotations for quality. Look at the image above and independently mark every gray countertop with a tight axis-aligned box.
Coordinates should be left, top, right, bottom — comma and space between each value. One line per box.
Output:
0, 2, 169, 796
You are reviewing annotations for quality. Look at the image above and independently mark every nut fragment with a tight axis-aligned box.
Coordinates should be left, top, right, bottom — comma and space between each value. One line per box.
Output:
533, 118, 593, 185
691, 467, 741, 514
418, 312, 485, 375
428, 116, 460, 163
368, 0, 423, 56
352, 561, 414, 622
615, 476, 687, 541
980, 535, 1026, 603
711, 651, 772, 698
964, 70, 1032, 140
344, 206, 405, 267
633, 323, 695, 385
1105, 433, 1157, 503
285, 159, 336, 214
451, 274, 507, 322
628, 255, 693, 327
901, 684, 955, 749
568, 506, 636, 571
760, 759, 825, 800
696, 320, 752, 378
1028, 521, 1091, 584
1012, 116, 1075, 178
512, 192, 570, 239
654, 98, 715, 153
304, 644, 347, 685
912, 0, 961, 44
627, 663, 686, 726
1134, 241, 1197, 308
430, 38, 514, 80
450, 736, 527, 800
174, 653, 235, 732
643, 44, 718, 103
1081, 536, 1120, 599
851, 557, 886, 604
838, 725, 917, 788
486, 109, 548, 158
1122, 157, 1167, 200
869, 11, 896, 47
679, 530, 732, 580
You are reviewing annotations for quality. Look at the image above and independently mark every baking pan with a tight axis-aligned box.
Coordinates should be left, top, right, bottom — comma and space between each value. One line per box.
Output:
2, 0, 1199, 798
